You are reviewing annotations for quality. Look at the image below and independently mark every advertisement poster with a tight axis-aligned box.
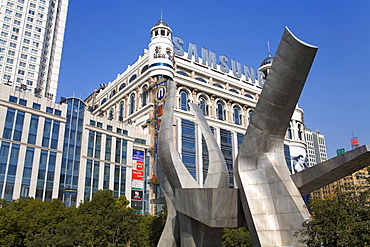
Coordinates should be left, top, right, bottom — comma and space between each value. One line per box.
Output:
132, 179, 144, 190
132, 170, 144, 180
131, 149, 145, 213
290, 146, 308, 174
131, 190, 143, 200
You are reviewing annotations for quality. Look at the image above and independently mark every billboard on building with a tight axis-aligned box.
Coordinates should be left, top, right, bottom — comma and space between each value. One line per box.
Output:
131, 149, 145, 212
289, 146, 308, 174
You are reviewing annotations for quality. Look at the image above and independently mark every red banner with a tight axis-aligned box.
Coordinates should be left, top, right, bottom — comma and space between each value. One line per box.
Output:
132, 170, 144, 180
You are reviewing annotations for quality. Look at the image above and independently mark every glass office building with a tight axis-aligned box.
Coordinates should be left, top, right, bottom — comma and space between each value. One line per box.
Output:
0, 84, 151, 210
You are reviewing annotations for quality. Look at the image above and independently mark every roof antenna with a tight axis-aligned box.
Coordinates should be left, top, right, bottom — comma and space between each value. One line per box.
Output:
160, 11, 163, 21
267, 41, 271, 57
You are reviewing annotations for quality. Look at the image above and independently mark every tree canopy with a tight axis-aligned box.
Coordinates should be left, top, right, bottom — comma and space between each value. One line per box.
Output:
0, 190, 165, 247
296, 184, 370, 247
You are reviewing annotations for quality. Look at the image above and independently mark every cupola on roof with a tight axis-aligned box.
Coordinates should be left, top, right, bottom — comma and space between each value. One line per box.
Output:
259, 56, 274, 67
154, 20, 169, 27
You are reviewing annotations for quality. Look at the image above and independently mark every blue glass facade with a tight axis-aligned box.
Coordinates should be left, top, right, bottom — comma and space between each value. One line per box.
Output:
0, 142, 20, 200
59, 98, 84, 206
3, 108, 25, 141
237, 133, 244, 150
181, 119, 196, 179
0, 87, 149, 212
220, 129, 234, 188
36, 150, 56, 201
21, 147, 34, 197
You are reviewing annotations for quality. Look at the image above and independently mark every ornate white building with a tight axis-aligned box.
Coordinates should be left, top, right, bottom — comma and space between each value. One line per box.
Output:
83, 20, 313, 213
0, 19, 325, 214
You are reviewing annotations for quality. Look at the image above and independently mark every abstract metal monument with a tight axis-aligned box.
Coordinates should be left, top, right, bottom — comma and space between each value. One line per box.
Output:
155, 27, 370, 247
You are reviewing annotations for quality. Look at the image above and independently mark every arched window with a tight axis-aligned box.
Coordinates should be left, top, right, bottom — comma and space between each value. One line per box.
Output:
129, 94, 135, 114
141, 85, 148, 107
298, 124, 303, 141
199, 96, 208, 116
195, 77, 207, 83
141, 65, 149, 74
109, 89, 116, 99
119, 101, 124, 121
245, 94, 254, 99
217, 102, 225, 120
101, 98, 107, 105
180, 91, 188, 111
287, 124, 292, 139
119, 83, 126, 91
129, 74, 137, 83
213, 83, 224, 89
108, 108, 114, 120
248, 110, 253, 123
230, 89, 239, 94
177, 71, 188, 77
233, 107, 242, 125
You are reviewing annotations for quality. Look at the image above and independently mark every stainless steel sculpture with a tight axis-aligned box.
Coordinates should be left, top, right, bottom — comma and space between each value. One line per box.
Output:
234, 27, 317, 247
156, 27, 370, 247
156, 76, 237, 246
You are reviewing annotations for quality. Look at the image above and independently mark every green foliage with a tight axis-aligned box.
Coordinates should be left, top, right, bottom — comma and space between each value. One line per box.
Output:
296, 186, 370, 246
222, 227, 253, 247
0, 197, 78, 246
0, 190, 166, 247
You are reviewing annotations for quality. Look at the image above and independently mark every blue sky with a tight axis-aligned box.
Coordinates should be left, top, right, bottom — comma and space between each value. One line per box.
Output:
57, 1, 370, 159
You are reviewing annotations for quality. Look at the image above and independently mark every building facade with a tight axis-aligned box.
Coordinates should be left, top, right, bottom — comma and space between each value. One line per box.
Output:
0, 83, 151, 211
305, 128, 327, 167
0, 0, 69, 100
83, 20, 314, 213
0, 19, 331, 214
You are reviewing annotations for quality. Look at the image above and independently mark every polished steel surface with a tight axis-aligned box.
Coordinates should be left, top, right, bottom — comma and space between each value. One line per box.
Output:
235, 27, 318, 247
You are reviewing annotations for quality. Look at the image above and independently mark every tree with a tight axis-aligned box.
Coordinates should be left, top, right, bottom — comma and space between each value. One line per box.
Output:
296, 185, 370, 246
0, 190, 166, 246
76, 190, 144, 247
0, 197, 78, 246
222, 227, 253, 247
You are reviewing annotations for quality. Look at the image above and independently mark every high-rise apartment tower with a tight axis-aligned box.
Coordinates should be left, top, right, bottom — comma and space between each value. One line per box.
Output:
0, 0, 69, 100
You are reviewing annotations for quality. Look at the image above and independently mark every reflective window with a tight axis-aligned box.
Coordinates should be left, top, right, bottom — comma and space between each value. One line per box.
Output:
108, 108, 114, 120
129, 74, 137, 83
220, 129, 234, 188
233, 107, 241, 125
213, 83, 224, 89
177, 71, 188, 77
180, 91, 188, 111
199, 96, 208, 116
119, 101, 124, 121
195, 77, 207, 83
217, 102, 225, 120
129, 94, 135, 114
181, 120, 196, 179
142, 85, 148, 107
248, 110, 253, 123
141, 65, 148, 74
119, 83, 126, 91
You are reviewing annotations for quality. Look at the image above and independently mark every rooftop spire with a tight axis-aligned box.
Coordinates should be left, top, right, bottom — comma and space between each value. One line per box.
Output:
160, 11, 163, 22
267, 41, 271, 57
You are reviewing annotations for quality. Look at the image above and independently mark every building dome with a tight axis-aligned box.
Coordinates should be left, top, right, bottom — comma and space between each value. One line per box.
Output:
259, 56, 274, 67
154, 20, 169, 27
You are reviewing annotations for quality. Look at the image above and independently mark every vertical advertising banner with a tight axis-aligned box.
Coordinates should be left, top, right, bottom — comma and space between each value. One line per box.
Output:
290, 146, 308, 174
131, 149, 145, 212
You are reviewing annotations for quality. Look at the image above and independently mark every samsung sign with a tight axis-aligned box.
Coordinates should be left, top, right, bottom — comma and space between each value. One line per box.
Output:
173, 36, 265, 87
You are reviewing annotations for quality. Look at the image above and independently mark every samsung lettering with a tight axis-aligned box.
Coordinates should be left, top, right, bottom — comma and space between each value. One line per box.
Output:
173, 36, 264, 87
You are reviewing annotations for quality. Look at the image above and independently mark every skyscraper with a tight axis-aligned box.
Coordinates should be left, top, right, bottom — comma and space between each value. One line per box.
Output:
305, 128, 328, 167
0, 0, 69, 100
